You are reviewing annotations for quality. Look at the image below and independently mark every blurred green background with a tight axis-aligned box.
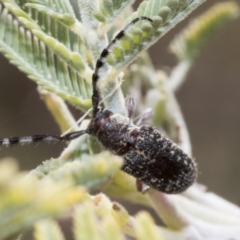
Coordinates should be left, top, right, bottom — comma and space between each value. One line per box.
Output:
0, 0, 240, 205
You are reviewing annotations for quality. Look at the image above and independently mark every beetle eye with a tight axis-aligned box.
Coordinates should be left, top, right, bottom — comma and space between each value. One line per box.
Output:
103, 109, 113, 118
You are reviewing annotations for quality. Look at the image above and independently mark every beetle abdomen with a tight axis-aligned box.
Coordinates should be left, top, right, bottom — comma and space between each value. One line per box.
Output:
122, 126, 197, 193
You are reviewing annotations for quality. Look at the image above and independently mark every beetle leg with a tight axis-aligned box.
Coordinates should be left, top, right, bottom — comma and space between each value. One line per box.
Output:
136, 179, 150, 193
125, 97, 137, 122
134, 108, 153, 126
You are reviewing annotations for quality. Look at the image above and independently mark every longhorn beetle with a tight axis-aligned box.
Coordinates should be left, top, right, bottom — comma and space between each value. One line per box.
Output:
0, 17, 197, 194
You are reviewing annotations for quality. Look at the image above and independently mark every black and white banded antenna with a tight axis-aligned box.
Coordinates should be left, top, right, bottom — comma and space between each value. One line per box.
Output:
91, 16, 153, 116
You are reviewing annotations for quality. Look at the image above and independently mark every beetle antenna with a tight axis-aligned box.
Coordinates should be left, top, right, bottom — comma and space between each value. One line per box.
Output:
92, 16, 153, 116
0, 130, 88, 147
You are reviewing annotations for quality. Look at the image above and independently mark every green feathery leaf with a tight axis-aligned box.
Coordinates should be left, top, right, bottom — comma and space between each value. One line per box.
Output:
0, 0, 207, 114
34, 220, 66, 240
0, 2, 92, 110
30, 151, 122, 190
100, 0, 206, 75
94, 0, 206, 109
134, 212, 160, 240
73, 203, 100, 240
168, 1, 240, 92
170, 1, 240, 60
93, 0, 134, 25
25, 0, 76, 25
0, 159, 86, 240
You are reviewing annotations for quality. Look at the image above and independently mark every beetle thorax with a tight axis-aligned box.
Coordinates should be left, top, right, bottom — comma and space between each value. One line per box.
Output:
88, 109, 139, 154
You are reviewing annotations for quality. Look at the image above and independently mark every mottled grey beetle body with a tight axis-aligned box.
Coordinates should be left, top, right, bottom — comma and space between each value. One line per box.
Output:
89, 109, 197, 193
124, 126, 196, 193
0, 17, 197, 194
